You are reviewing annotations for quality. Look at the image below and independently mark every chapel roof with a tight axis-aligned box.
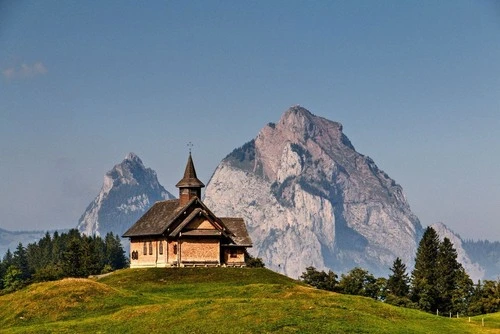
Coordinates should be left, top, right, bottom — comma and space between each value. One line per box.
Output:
122, 198, 185, 237
221, 217, 253, 247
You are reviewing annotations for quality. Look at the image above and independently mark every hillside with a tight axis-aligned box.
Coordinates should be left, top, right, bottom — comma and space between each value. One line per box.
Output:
1, 268, 499, 333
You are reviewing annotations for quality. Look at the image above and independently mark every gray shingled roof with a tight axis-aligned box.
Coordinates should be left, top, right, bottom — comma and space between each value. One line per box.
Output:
221, 218, 253, 247
122, 199, 183, 237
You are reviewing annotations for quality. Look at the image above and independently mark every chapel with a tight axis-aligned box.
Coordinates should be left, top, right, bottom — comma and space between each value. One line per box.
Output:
122, 153, 252, 268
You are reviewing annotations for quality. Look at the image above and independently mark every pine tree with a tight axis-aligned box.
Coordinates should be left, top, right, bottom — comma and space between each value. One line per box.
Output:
105, 233, 127, 270
13, 243, 31, 281
436, 237, 460, 313
411, 227, 440, 312
452, 267, 474, 315
61, 232, 85, 277
387, 257, 410, 298
2, 249, 13, 267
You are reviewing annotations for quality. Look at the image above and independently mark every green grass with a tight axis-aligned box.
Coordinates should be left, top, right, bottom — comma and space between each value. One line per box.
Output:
0, 268, 498, 333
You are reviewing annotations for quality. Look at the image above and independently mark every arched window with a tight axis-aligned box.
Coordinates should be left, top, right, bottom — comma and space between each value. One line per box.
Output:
173, 244, 178, 255
159, 241, 163, 255
149, 241, 153, 255
143, 242, 147, 255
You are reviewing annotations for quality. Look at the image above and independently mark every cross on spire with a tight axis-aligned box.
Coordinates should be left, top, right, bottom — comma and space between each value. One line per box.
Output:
187, 142, 194, 154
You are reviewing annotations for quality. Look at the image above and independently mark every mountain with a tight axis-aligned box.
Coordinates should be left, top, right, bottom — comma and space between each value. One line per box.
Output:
204, 106, 423, 278
77, 153, 174, 237
431, 222, 485, 282
462, 237, 500, 280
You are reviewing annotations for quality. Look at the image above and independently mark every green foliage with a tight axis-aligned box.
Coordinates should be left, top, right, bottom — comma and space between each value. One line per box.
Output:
245, 253, 265, 268
32, 264, 64, 282
436, 237, 461, 313
411, 227, 440, 312
0, 229, 127, 293
13, 243, 30, 280
300, 266, 338, 291
338, 267, 379, 299
452, 267, 474, 315
468, 279, 500, 315
387, 257, 410, 299
2, 265, 24, 292
104, 233, 128, 270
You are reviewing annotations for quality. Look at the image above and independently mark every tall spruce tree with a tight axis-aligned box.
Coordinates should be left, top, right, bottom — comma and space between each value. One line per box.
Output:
387, 257, 410, 297
13, 243, 31, 281
436, 237, 460, 313
411, 227, 440, 312
452, 267, 474, 315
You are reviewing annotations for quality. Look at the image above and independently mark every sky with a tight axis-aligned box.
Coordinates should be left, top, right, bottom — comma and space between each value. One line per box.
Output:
1, 1, 499, 241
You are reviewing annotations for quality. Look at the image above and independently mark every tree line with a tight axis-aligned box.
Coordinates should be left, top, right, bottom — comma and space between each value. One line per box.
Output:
0, 229, 128, 293
300, 227, 500, 316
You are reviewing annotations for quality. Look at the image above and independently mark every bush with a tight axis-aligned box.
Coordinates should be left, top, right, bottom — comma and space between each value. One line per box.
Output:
245, 254, 265, 268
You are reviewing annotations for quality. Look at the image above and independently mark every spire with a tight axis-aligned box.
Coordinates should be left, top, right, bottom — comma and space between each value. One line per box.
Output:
176, 153, 204, 205
176, 153, 205, 189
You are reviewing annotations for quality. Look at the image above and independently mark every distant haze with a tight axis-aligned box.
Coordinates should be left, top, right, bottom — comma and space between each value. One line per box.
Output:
0, 2, 499, 241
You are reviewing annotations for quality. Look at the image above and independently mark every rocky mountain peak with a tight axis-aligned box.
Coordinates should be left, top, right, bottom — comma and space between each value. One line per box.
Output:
205, 106, 422, 278
125, 152, 143, 164
253, 106, 350, 183
77, 154, 174, 237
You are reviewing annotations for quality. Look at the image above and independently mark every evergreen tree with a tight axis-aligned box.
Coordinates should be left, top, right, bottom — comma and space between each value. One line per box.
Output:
105, 233, 127, 270
2, 249, 13, 267
411, 227, 440, 312
13, 243, 31, 281
452, 267, 474, 315
61, 232, 86, 277
387, 257, 410, 297
436, 237, 460, 313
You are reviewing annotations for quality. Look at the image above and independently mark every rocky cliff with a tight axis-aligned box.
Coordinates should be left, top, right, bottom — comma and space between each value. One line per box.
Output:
204, 106, 423, 278
77, 153, 174, 237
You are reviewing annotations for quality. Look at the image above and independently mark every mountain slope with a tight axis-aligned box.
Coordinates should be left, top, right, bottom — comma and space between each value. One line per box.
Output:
431, 222, 485, 282
77, 153, 174, 237
205, 106, 423, 278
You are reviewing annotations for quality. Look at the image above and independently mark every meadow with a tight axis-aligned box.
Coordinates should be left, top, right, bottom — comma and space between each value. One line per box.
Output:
0, 268, 498, 333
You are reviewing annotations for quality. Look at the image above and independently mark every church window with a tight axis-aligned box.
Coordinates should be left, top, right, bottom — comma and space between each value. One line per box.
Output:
149, 241, 153, 255
173, 244, 178, 255
143, 242, 147, 255
159, 241, 163, 255
230, 249, 238, 258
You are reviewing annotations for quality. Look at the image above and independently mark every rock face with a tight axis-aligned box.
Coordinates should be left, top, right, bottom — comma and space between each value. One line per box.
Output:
77, 153, 174, 237
204, 106, 423, 278
431, 222, 485, 282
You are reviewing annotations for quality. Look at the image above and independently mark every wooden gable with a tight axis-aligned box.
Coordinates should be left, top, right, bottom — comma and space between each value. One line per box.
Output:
166, 199, 225, 238
186, 217, 217, 230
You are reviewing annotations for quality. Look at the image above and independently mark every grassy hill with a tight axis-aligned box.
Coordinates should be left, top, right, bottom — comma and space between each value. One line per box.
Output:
0, 268, 498, 333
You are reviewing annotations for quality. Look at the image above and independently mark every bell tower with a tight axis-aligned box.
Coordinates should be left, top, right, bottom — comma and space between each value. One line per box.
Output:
175, 152, 205, 206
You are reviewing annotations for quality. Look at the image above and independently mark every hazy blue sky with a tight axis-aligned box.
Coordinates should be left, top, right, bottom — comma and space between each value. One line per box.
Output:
1, 1, 499, 241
